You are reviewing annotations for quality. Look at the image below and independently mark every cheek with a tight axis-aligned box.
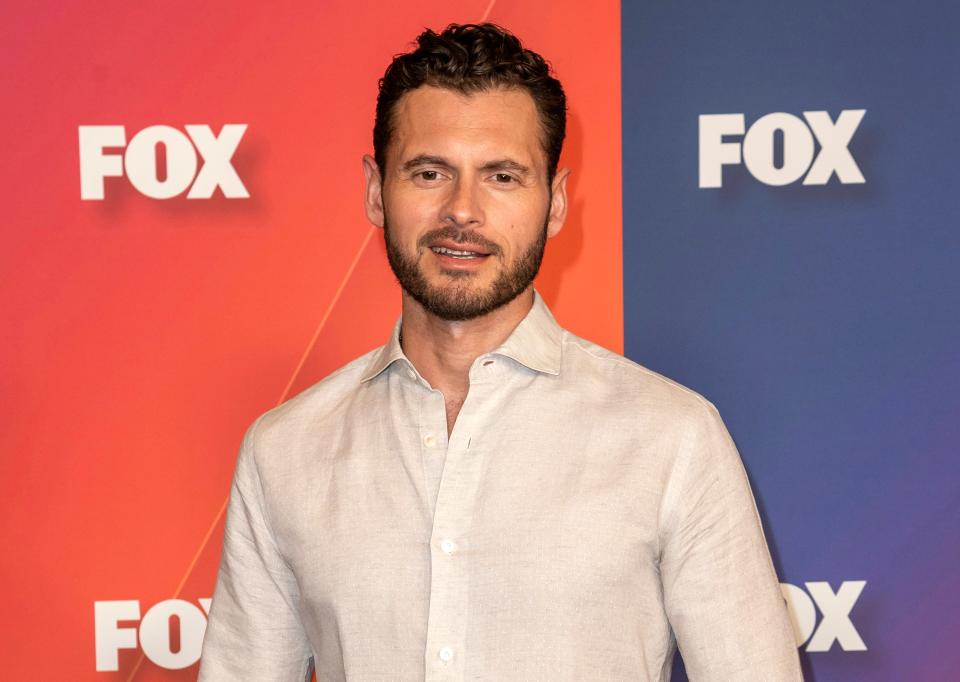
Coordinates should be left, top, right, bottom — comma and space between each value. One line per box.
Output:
385, 196, 433, 244
490, 196, 548, 242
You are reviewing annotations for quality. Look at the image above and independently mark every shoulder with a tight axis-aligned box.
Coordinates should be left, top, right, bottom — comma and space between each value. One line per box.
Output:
558, 328, 719, 425
244, 346, 381, 452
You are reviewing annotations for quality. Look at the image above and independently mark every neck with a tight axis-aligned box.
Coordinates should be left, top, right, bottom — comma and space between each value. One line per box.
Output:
399, 288, 535, 431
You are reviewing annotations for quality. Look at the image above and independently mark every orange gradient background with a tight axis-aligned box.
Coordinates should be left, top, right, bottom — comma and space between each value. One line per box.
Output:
0, 1, 621, 678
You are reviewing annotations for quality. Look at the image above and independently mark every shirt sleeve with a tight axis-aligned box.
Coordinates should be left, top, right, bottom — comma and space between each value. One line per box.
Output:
659, 401, 803, 681
199, 418, 314, 681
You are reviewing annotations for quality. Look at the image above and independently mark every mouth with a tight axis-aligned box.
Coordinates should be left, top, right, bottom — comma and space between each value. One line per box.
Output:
429, 245, 490, 260
419, 230, 500, 270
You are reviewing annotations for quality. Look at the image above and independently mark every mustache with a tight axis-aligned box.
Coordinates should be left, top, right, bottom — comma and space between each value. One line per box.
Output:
417, 226, 501, 255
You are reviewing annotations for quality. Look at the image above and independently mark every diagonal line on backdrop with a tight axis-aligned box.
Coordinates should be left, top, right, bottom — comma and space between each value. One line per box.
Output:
481, 0, 497, 21
275, 226, 378, 405
125, 225, 377, 682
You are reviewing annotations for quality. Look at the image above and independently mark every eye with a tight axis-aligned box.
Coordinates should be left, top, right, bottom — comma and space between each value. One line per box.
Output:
418, 170, 440, 181
493, 173, 517, 184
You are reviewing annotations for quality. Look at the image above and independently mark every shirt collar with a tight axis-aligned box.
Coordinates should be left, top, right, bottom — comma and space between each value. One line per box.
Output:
490, 290, 562, 375
360, 290, 562, 383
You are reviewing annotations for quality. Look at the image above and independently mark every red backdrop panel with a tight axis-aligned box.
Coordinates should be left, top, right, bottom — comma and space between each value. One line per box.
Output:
0, 1, 620, 678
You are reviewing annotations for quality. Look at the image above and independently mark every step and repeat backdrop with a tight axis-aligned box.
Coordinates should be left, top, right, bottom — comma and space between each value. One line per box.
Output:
1, 1, 956, 680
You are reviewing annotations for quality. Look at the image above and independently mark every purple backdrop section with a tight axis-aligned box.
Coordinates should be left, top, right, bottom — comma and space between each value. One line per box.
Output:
622, 1, 959, 680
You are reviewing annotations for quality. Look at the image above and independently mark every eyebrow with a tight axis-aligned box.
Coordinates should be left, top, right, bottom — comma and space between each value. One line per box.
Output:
480, 159, 532, 176
401, 155, 453, 171
401, 155, 532, 176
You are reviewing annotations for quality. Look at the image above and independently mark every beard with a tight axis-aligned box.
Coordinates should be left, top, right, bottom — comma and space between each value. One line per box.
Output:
383, 212, 549, 322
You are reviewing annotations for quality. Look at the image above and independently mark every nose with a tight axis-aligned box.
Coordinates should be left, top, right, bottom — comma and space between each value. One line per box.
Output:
441, 176, 484, 228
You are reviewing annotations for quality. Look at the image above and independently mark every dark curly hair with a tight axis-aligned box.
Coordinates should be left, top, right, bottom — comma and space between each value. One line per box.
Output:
374, 23, 566, 182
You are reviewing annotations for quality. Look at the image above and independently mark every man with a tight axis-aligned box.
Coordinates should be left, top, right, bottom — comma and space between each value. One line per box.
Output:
199, 23, 802, 681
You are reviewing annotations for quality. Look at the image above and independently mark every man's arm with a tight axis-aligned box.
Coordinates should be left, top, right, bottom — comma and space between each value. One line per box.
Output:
199, 418, 314, 681
659, 401, 802, 680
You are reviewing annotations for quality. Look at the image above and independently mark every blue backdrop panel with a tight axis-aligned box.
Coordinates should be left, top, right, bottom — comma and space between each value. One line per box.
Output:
622, 2, 959, 680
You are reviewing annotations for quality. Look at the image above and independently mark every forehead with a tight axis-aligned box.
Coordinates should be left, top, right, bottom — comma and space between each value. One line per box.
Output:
389, 85, 545, 168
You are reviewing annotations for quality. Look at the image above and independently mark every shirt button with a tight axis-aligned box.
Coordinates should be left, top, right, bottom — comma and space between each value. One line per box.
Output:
440, 539, 457, 555
438, 647, 454, 662
423, 434, 437, 447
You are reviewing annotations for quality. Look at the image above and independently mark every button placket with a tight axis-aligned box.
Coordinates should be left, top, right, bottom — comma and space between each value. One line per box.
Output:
423, 366, 506, 680
424, 397, 490, 680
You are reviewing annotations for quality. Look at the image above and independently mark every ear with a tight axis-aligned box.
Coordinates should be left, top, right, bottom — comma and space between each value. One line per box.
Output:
546, 167, 570, 239
362, 155, 385, 228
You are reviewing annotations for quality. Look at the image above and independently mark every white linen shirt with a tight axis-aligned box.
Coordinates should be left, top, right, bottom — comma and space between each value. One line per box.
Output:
199, 292, 802, 681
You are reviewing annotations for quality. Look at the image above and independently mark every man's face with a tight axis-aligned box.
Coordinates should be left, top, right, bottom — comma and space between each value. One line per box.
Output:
363, 85, 568, 321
